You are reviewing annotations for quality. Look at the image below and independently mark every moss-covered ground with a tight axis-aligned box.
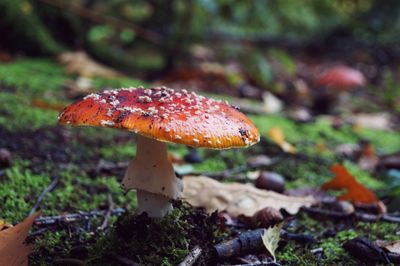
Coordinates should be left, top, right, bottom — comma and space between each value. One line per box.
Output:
0, 59, 399, 265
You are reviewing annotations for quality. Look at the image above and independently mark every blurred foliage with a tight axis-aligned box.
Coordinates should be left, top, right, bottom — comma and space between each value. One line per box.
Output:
1, 0, 400, 69
0, 0, 65, 54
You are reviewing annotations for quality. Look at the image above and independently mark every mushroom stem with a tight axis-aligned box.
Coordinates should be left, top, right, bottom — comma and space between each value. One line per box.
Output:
122, 135, 183, 217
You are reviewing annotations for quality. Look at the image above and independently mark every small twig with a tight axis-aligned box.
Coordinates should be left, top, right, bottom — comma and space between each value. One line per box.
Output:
232, 263, 282, 266
354, 212, 380, 222
28, 227, 49, 238
34, 208, 125, 226
178, 245, 202, 266
310, 247, 323, 254
214, 229, 265, 259
301, 207, 400, 223
343, 237, 391, 264
382, 214, 400, 223
110, 255, 139, 266
99, 194, 114, 231
29, 175, 61, 215
281, 230, 316, 244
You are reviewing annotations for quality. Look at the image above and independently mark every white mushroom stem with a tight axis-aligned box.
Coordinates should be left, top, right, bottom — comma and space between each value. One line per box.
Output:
122, 135, 183, 217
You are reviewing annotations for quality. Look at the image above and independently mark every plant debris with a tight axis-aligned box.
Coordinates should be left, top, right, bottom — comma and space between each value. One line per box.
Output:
261, 223, 283, 261
321, 164, 379, 205
183, 175, 315, 216
90, 201, 220, 265
0, 212, 40, 266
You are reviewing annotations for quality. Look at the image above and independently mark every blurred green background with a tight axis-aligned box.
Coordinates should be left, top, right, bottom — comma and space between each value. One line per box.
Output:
1, 0, 400, 72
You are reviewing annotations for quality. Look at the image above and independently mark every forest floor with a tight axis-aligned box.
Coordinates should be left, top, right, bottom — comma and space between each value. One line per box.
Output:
0, 58, 399, 265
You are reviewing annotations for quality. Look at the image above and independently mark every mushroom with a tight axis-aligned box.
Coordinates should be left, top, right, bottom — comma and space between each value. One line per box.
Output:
315, 66, 366, 91
312, 66, 366, 113
58, 86, 260, 217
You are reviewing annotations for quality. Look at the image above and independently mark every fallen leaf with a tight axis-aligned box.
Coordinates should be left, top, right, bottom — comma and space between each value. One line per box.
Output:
58, 51, 122, 78
0, 212, 40, 266
348, 113, 393, 130
321, 164, 378, 204
376, 240, 400, 254
64, 77, 94, 99
287, 107, 313, 123
261, 223, 283, 261
267, 127, 296, 154
334, 143, 360, 157
262, 92, 283, 114
247, 155, 273, 168
183, 176, 315, 216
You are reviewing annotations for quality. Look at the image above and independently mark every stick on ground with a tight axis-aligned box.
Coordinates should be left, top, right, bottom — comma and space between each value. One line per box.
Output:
178, 245, 202, 266
29, 175, 61, 215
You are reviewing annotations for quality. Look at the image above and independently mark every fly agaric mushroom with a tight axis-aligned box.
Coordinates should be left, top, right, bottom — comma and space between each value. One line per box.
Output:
315, 66, 366, 90
58, 86, 260, 217
313, 66, 366, 113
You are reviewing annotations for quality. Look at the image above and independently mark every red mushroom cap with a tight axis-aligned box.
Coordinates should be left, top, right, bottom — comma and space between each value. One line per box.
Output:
315, 66, 366, 90
58, 87, 260, 149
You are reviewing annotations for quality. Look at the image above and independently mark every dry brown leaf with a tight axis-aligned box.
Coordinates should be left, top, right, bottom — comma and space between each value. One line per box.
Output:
376, 240, 400, 254
182, 176, 315, 216
0, 212, 40, 266
348, 113, 393, 130
58, 51, 122, 78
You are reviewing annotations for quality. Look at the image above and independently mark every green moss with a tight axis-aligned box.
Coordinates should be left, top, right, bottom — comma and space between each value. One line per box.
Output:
356, 222, 399, 241
0, 159, 136, 223
250, 114, 398, 154
358, 128, 400, 153
193, 156, 226, 173
2, 57, 399, 266
100, 143, 136, 161
0, 161, 51, 222
250, 115, 298, 140
278, 213, 398, 265
0, 59, 66, 97
0, 92, 57, 131
271, 154, 332, 188
89, 202, 219, 265
342, 160, 385, 190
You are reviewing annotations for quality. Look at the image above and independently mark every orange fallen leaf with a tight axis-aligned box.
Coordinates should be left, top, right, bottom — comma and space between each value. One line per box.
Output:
0, 212, 40, 266
267, 127, 296, 154
321, 164, 378, 204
